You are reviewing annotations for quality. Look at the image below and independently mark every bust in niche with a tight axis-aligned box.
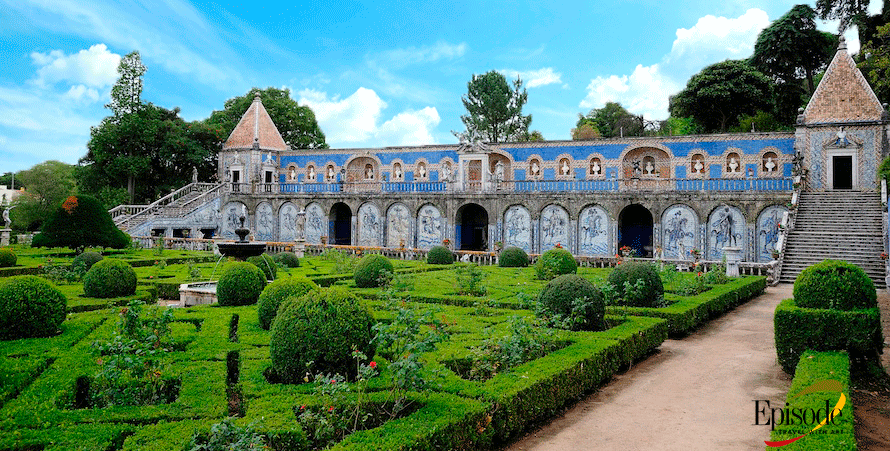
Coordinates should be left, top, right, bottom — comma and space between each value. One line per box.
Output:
561, 160, 570, 175
327, 166, 335, 180
289, 167, 296, 180
394, 164, 402, 180
494, 161, 505, 181
365, 165, 374, 180
308, 166, 315, 181
728, 157, 739, 173
765, 157, 776, 172
590, 160, 601, 175
531, 161, 540, 176
417, 164, 427, 178
645, 160, 654, 175
693, 159, 704, 174
440, 163, 450, 181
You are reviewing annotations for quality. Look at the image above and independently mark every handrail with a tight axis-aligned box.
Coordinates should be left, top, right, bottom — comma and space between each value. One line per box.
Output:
771, 174, 803, 285
113, 182, 224, 229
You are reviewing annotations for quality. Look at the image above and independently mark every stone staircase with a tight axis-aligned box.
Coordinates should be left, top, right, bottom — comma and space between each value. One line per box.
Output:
110, 182, 224, 232
779, 191, 886, 288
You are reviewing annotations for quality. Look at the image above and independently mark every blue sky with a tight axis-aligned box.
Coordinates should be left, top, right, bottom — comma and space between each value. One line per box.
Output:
0, 0, 881, 174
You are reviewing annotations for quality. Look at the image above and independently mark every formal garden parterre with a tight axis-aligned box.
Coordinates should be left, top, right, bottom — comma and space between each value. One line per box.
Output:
0, 243, 769, 450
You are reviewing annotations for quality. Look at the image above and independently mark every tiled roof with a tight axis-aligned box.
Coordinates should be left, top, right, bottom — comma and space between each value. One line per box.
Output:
803, 37, 884, 124
223, 94, 288, 151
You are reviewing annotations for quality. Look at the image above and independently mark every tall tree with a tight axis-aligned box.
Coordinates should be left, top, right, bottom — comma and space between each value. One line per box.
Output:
459, 71, 532, 143
205, 87, 327, 149
11, 161, 76, 230
816, 0, 871, 36
581, 102, 647, 138
107, 51, 146, 118
669, 60, 775, 133
859, 22, 890, 105
752, 5, 838, 94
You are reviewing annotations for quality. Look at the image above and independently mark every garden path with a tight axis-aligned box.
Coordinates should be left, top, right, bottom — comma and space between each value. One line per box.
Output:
505, 284, 794, 451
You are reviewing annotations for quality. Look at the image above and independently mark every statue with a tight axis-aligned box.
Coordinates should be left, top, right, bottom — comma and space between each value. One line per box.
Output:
365, 165, 374, 180
591, 160, 601, 175
418, 164, 427, 178
531, 161, 540, 176
645, 160, 654, 175
693, 159, 704, 174
561, 160, 570, 175
765, 157, 776, 172
441, 163, 450, 182
327, 166, 335, 180
394, 164, 403, 180
289, 167, 297, 180
294, 208, 306, 241
728, 157, 739, 173
632, 160, 642, 177
192, 167, 198, 183
308, 166, 315, 181
834, 127, 849, 147
1, 207, 11, 227
494, 161, 505, 182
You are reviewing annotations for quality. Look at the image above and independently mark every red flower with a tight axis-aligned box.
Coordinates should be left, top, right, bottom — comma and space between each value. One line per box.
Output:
697, 272, 702, 277
328, 406, 335, 412
330, 379, 336, 384
369, 361, 377, 369
299, 405, 306, 410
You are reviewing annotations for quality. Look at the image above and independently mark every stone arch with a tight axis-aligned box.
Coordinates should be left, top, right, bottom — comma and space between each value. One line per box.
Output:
414, 158, 430, 180
386, 203, 413, 248
303, 161, 319, 183
456, 203, 489, 251
554, 153, 575, 178
578, 204, 610, 256
356, 202, 381, 246
503, 204, 532, 252
618, 204, 654, 258
278, 202, 299, 242
323, 161, 339, 182
220, 201, 248, 240
329, 202, 352, 245
345, 155, 380, 182
389, 158, 406, 181
725, 150, 742, 175
661, 204, 699, 260
689, 152, 706, 176
621, 146, 671, 179
285, 164, 299, 182
586, 153, 605, 178
488, 151, 513, 181
706, 205, 746, 260
416, 203, 445, 249
539, 204, 570, 252
761, 147, 780, 175
304, 202, 326, 244
756, 205, 789, 262
526, 154, 544, 179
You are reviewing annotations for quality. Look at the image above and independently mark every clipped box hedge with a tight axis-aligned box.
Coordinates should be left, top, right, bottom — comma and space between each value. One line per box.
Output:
606, 276, 766, 336
765, 351, 855, 450
774, 298, 882, 374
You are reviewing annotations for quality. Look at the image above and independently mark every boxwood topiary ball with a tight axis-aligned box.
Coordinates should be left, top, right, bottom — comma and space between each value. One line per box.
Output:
217, 261, 266, 306
247, 254, 277, 281
0, 275, 67, 340
607, 261, 664, 307
72, 251, 103, 271
534, 247, 577, 279
353, 254, 394, 288
257, 277, 318, 330
274, 252, 300, 268
270, 287, 376, 382
427, 246, 454, 265
794, 260, 876, 310
0, 248, 16, 268
498, 246, 529, 267
83, 259, 136, 298
538, 274, 604, 331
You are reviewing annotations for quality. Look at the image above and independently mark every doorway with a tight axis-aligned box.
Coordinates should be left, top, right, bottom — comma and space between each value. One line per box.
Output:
456, 203, 488, 251
831, 155, 853, 190
618, 204, 653, 258
329, 203, 352, 245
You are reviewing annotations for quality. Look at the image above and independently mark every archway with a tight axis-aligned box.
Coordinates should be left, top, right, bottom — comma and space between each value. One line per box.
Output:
618, 204, 653, 258
329, 203, 352, 245
456, 203, 488, 251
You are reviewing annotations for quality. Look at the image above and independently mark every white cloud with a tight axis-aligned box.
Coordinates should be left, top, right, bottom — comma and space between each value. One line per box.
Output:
375, 41, 467, 67
298, 88, 440, 146
63, 85, 101, 102
500, 68, 564, 88
31, 44, 120, 90
581, 8, 771, 119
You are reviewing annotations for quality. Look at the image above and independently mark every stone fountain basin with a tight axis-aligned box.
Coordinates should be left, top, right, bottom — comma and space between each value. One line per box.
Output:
179, 281, 218, 307
216, 241, 266, 260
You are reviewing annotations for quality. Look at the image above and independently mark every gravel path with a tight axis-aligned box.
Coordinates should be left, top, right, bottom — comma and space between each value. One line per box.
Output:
505, 284, 794, 451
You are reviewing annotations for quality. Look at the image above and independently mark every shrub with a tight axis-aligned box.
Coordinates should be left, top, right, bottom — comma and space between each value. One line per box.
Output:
534, 248, 577, 280
72, 251, 103, 271
498, 247, 529, 267
187, 419, 268, 451
537, 274, 604, 331
247, 254, 277, 281
0, 248, 16, 267
427, 245, 454, 265
274, 252, 300, 268
217, 262, 266, 306
607, 261, 664, 307
455, 264, 486, 296
354, 254, 394, 288
83, 259, 137, 298
0, 275, 67, 340
31, 194, 130, 250
270, 287, 376, 382
774, 298, 883, 373
793, 260, 876, 311
257, 277, 318, 330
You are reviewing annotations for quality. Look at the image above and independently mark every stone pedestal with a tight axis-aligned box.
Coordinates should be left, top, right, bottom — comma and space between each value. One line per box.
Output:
723, 246, 741, 278
294, 240, 306, 258
0, 229, 10, 246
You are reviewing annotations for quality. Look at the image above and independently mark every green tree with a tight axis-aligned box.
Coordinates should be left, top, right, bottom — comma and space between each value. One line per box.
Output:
580, 102, 646, 138
859, 22, 890, 105
205, 87, 327, 149
669, 60, 775, 133
459, 71, 532, 143
0, 173, 23, 190
752, 5, 837, 94
11, 161, 76, 231
816, 0, 871, 35
107, 51, 146, 117
31, 194, 130, 251
571, 120, 602, 140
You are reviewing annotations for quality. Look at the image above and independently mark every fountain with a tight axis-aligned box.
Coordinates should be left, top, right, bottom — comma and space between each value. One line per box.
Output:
179, 214, 267, 307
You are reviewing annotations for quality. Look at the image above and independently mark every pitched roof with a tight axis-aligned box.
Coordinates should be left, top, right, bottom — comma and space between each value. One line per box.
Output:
223, 94, 288, 151
803, 36, 885, 124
